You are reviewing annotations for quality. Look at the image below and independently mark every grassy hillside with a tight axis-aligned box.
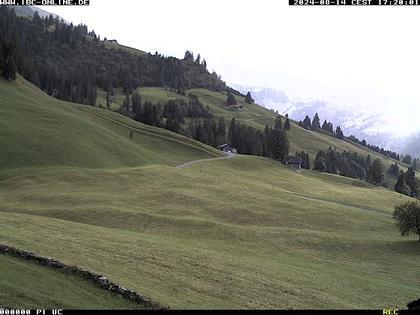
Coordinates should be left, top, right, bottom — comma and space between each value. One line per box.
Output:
0, 155, 417, 309
0, 254, 143, 309
101, 86, 410, 187
0, 77, 222, 179
2, 77, 418, 309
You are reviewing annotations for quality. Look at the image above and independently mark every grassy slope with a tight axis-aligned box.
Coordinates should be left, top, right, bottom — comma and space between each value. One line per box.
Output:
109, 86, 411, 186
0, 77, 221, 179
2, 78, 419, 309
0, 254, 143, 309
0, 155, 417, 309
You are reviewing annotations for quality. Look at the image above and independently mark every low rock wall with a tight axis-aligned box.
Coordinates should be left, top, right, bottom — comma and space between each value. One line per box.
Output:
0, 244, 167, 310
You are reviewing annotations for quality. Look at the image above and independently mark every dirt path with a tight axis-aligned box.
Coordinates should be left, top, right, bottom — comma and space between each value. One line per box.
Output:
176, 152, 236, 170
289, 192, 392, 217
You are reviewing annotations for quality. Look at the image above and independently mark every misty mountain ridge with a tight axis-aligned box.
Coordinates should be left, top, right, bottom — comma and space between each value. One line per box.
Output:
232, 84, 419, 158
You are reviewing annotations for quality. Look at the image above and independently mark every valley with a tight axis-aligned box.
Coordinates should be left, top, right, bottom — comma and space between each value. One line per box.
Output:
0, 76, 418, 309
0, 5, 419, 310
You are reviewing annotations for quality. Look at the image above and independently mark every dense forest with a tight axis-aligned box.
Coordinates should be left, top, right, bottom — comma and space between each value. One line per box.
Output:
0, 7, 227, 106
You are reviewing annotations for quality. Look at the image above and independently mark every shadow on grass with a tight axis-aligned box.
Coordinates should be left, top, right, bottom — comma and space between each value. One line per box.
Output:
387, 239, 420, 256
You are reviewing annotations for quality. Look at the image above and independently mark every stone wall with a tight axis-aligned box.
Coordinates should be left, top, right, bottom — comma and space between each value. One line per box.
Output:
0, 244, 167, 310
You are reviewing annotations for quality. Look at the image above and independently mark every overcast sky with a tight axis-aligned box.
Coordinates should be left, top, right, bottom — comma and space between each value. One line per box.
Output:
39, 0, 420, 137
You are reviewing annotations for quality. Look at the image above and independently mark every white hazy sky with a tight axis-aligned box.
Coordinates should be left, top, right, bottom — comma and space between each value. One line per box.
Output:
39, 0, 420, 136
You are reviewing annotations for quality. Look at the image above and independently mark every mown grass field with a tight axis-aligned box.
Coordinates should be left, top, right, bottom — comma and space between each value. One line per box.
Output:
0, 254, 143, 309
1, 77, 419, 309
0, 155, 418, 309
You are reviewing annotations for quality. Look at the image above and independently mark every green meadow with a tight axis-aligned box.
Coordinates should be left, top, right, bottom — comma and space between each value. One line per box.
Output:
1, 77, 419, 309
0, 255, 143, 309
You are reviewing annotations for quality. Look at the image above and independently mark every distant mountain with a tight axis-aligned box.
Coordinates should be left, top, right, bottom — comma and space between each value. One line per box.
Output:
403, 133, 420, 158
232, 84, 417, 157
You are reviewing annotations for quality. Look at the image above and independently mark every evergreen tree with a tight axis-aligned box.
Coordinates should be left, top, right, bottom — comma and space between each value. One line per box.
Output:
274, 116, 283, 130
335, 126, 344, 139
184, 50, 194, 62
284, 117, 291, 131
366, 154, 371, 167
311, 113, 321, 130
216, 116, 226, 145
1, 41, 17, 81
226, 92, 237, 106
271, 126, 289, 162
151, 104, 163, 127
245, 91, 254, 104
131, 91, 141, 115
395, 171, 412, 196
367, 158, 385, 185
404, 168, 419, 198
412, 158, 418, 171
314, 151, 327, 172
402, 154, 413, 165
302, 115, 312, 129
123, 93, 130, 112
297, 151, 310, 169
387, 163, 400, 177
163, 100, 185, 133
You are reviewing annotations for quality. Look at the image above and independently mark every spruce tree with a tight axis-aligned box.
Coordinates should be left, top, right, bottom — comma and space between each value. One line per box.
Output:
1, 42, 17, 81
226, 92, 237, 106
274, 116, 283, 130
412, 158, 418, 171
314, 151, 327, 172
395, 171, 412, 196
335, 126, 344, 139
387, 163, 400, 177
131, 91, 141, 115
402, 154, 413, 165
216, 116, 226, 145
284, 117, 291, 131
311, 113, 321, 130
245, 91, 254, 104
302, 115, 312, 129
271, 127, 289, 163
405, 168, 419, 197
123, 93, 130, 112
367, 158, 385, 185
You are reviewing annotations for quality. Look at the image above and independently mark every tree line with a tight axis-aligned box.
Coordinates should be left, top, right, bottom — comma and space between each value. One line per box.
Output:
313, 147, 379, 183
117, 91, 291, 163
297, 112, 410, 162
0, 7, 229, 104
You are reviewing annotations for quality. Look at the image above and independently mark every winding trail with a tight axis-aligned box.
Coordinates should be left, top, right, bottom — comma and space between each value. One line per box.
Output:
288, 192, 392, 218
176, 152, 236, 170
